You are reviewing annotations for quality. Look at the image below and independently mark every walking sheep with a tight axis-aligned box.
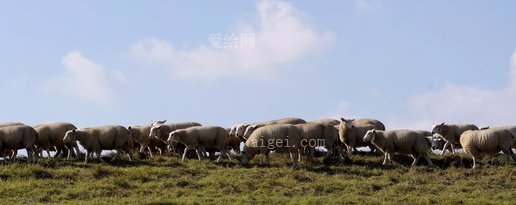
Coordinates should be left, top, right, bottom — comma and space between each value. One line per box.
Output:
460, 128, 516, 169
241, 124, 302, 167
431, 123, 479, 155
63, 125, 133, 163
128, 125, 167, 157
0, 124, 38, 163
241, 117, 306, 141
167, 126, 232, 162
295, 123, 347, 164
149, 122, 202, 156
338, 118, 381, 154
34, 122, 81, 159
363, 129, 433, 166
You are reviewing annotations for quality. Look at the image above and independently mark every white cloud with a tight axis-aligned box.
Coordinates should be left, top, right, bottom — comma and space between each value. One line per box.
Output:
45, 51, 125, 104
394, 51, 516, 130
131, 0, 335, 82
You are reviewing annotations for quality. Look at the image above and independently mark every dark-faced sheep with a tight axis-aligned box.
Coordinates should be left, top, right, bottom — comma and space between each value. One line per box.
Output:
242, 124, 302, 167
63, 125, 133, 163
363, 129, 433, 166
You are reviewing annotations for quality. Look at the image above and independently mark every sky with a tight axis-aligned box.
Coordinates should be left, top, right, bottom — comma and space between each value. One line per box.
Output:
1, 0, 516, 130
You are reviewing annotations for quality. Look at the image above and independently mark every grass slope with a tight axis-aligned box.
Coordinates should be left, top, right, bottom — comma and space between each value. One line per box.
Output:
0, 153, 514, 204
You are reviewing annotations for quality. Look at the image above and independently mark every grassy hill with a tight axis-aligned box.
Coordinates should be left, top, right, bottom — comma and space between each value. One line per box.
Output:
0, 153, 514, 204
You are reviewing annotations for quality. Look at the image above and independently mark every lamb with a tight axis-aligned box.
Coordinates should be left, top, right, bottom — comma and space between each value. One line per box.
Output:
0, 124, 39, 163
63, 125, 133, 163
34, 122, 81, 159
308, 119, 340, 126
149, 122, 202, 155
167, 126, 232, 162
338, 118, 381, 154
295, 123, 347, 164
241, 124, 302, 167
241, 117, 306, 141
363, 129, 433, 166
128, 125, 167, 157
431, 123, 479, 155
460, 128, 516, 169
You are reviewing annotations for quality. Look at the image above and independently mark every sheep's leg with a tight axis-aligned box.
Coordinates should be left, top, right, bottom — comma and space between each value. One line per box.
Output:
382, 152, 388, 165
265, 151, 270, 165
441, 142, 449, 155
225, 150, 233, 161
411, 155, 419, 166
450, 143, 456, 155
26, 149, 33, 164
181, 147, 189, 162
425, 155, 433, 166
124, 146, 133, 162
96, 150, 105, 163
196, 149, 202, 161
387, 153, 401, 166
84, 150, 90, 163
111, 149, 120, 162
472, 156, 477, 169
291, 149, 299, 168
146, 147, 154, 157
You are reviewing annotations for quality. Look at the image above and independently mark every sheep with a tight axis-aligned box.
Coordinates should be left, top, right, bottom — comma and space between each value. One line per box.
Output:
352, 118, 386, 130
308, 119, 340, 126
460, 128, 516, 169
230, 124, 249, 142
167, 126, 232, 162
431, 123, 479, 155
225, 127, 241, 154
0, 124, 38, 163
338, 118, 380, 155
241, 124, 302, 167
241, 117, 306, 141
34, 122, 81, 159
295, 123, 347, 164
63, 125, 133, 163
363, 129, 433, 166
149, 122, 202, 156
128, 125, 167, 157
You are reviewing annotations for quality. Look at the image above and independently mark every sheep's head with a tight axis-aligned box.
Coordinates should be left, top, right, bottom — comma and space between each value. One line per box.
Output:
240, 146, 254, 164
429, 134, 444, 150
149, 126, 161, 140
339, 118, 355, 129
242, 125, 259, 141
63, 129, 78, 143
150, 120, 166, 126
236, 124, 249, 138
167, 131, 177, 145
431, 122, 446, 134
363, 129, 376, 142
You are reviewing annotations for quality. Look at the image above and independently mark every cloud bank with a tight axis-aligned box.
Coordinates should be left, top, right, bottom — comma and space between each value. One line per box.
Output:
131, 0, 335, 82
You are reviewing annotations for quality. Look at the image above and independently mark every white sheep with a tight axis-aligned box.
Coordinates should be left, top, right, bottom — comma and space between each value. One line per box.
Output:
363, 129, 433, 166
338, 118, 381, 154
460, 128, 516, 169
167, 126, 232, 162
295, 123, 347, 164
431, 123, 479, 155
242, 124, 302, 167
241, 117, 306, 141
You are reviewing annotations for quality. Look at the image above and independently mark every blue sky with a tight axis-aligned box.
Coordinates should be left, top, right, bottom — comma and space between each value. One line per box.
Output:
1, 0, 516, 129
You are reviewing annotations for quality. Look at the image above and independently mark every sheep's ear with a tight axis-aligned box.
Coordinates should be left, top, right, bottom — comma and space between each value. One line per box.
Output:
72, 129, 76, 133
372, 129, 376, 133
440, 122, 445, 126
340, 118, 345, 122
128, 126, 132, 130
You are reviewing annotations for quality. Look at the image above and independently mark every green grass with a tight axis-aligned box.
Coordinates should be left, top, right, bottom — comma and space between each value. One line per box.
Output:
0, 153, 515, 204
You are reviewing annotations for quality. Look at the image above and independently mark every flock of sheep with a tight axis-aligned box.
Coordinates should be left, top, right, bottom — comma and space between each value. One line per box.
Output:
0, 117, 515, 169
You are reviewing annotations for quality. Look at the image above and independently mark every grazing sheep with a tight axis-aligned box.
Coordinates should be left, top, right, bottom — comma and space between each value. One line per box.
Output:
0, 124, 38, 163
295, 123, 347, 164
34, 122, 81, 159
431, 123, 479, 155
363, 129, 433, 166
128, 125, 167, 157
338, 118, 379, 154
167, 126, 231, 162
63, 125, 133, 163
460, 128, 516, 169
242, 124, 302, 167
308, 119, 340, 126
241, 117, 306, 141
149, 122, 202, 156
